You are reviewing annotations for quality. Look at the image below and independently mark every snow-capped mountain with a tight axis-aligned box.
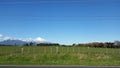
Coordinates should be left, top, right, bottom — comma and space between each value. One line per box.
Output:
0, 34, 49, 45
0, 39, 49, 45
0, 39, 27, 45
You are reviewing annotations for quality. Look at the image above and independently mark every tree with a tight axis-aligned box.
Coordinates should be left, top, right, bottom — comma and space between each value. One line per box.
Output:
72, 43, 76, 46
114, 40, 120, 48
29, 42, 34, 46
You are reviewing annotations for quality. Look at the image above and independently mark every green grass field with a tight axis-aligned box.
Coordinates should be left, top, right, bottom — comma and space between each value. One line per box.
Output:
0, 46, 120, 66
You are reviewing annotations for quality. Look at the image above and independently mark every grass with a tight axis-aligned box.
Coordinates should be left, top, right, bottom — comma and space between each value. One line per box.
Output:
0, 46, 120, 66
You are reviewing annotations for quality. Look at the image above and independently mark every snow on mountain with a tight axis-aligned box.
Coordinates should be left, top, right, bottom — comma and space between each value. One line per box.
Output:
0, 34, 48, 45
21, 37, 46, 43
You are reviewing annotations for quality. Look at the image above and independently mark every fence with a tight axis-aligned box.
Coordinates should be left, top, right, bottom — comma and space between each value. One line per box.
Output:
0, 46, 120, 55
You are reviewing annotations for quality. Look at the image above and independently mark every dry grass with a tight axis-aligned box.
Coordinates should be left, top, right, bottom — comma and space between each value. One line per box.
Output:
90, 54, 110, 60
77, 53, 111, 60
77, 53, 87, 59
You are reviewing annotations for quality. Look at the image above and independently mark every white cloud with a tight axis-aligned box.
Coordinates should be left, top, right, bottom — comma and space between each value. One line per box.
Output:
0, 34, 46, 42
0, 34, 3, 40
0, 34, 3, 37
34, 37, 46, 42
0, 34, 12, 40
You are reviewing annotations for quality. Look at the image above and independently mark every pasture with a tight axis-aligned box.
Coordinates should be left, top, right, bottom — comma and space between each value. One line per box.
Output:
0, 46, 120, 66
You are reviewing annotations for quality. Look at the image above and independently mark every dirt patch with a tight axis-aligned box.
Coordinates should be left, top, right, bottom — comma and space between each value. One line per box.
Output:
91, 54, 110, 60
77, 54, 87, 59
102, 54, 110, 59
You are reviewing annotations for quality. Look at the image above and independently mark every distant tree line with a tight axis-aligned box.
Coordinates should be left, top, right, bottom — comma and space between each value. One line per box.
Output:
1, 40, 120, 48
36, 43, 59, 46
24, 42, 34, 46
23, 42, 60, 46
0, 44, 17, 46
74, 41, 120, 48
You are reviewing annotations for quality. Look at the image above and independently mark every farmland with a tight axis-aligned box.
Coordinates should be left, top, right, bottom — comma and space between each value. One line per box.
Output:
0, 46, 120, 66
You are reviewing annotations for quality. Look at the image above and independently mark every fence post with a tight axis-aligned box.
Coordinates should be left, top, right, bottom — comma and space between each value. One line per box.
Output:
44, 47, 46, 54
62, 47, 63, 54
105, 47, 107, 55
56, 47, 59, 54
67, 47, 69, 53
73, 47, 74, 53
119, 48, 120, 55
51, 47, 52, 54
88, 47, 89, 54
21, 48, 24, 54
78, 47, 79, 54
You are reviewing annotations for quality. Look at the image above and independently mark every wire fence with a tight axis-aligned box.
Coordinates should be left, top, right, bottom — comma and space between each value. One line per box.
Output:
0, 46, 120, 55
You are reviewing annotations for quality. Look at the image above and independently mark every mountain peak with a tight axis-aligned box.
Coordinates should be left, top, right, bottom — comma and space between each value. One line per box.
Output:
0, 34, 49, 45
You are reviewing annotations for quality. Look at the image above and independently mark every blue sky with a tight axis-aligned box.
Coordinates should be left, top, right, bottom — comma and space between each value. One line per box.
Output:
0, 0, 120, 44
